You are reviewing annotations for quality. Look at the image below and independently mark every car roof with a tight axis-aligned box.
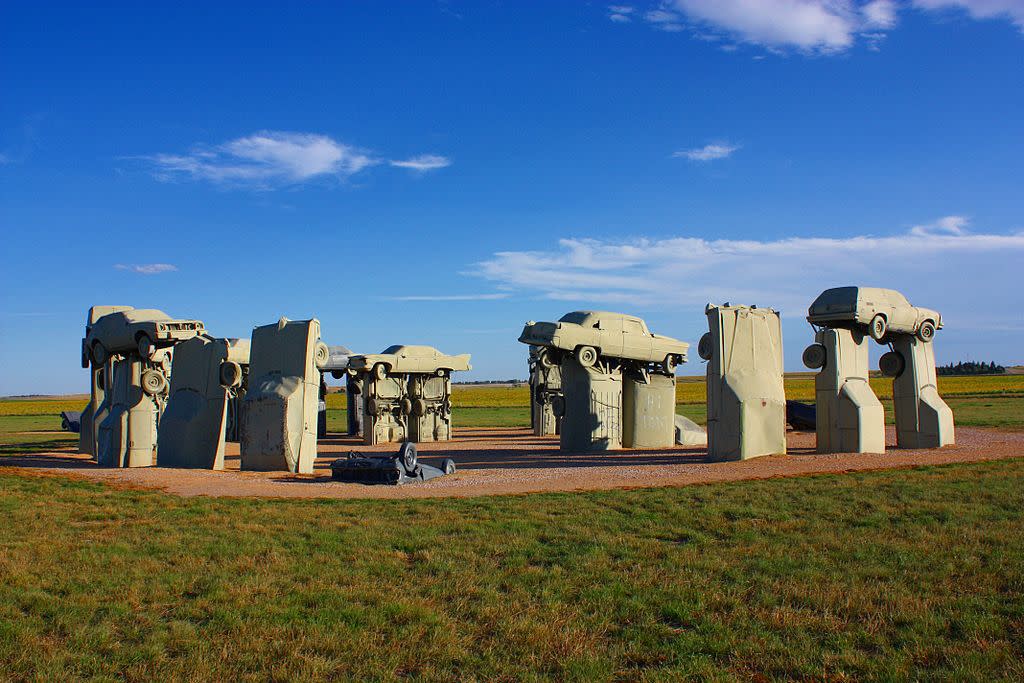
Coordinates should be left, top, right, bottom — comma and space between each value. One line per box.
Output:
558, 310, 642, 325
380, 344, 442, 356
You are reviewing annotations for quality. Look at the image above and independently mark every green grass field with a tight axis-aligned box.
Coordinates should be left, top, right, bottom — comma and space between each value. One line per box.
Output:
1, 460, 1022, 679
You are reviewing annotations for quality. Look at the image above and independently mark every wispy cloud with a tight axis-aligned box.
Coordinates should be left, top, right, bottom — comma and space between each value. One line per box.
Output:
473, 217, 1024, 328
384, 293, 510, 302
389, 154, 452, 171
115, 263, 178, 275
674, 143, 739, 161
608, 0, 1023, 54
608, 5, 635, 22
139, 131, 449, 187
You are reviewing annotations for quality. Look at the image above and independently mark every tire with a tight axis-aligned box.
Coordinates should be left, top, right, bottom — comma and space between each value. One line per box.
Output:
314, 342, 330, 369
137, 334, 154, 359
398, 442, 418, 474
411, 398, 427, 417
802, 343, 827, 370
663, 354, 678, 374
533, 383, 546, 405
551, 395, 566, 417
330, 369, 343, 380
436, 368, 446, 377
697, 333, 713, 361
576, 346, 598, 368
400, 398, 413, 415
869, 314, 888, 342
537, 348, 555, 369
879, 351, 905, 378
917, 320, 936, 343
367, 398, 380, 415
219, 361, 243, 388
81, 340, 90, 369
91, 342, 108, 366
441, 458, 456, 475
141, 369, 167, 396
374, 363, 389, 380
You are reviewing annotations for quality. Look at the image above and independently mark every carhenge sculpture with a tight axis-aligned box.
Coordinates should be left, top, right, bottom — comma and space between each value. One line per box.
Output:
346, 345, 471, 445
240, 318, 330, 473
156, 336, 251, 469
804, 286, 952, 453
697, 304, 786, 461
79, 305, 133, 456
528, 345, 562, 436
83, 307, 205, 466
519, 311, 688, 452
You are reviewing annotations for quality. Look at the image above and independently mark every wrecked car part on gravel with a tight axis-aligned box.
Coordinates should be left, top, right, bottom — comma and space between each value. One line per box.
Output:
330, 442, 456, 485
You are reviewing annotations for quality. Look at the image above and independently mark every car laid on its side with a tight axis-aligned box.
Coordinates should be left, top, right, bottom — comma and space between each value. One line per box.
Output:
807, 287, 942, 342
85, 308, 205, 364
347, 345, 472, 379
518, 310, 689, 371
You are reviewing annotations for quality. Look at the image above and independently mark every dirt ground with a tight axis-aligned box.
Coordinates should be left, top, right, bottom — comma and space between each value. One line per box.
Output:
4, 426, 1023, 500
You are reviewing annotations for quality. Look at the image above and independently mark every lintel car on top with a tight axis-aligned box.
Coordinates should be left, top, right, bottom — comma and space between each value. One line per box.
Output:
346, 345, 472, 379
518, 310, 689, 372
84, 308, 205, 365
807, 287, 942, 343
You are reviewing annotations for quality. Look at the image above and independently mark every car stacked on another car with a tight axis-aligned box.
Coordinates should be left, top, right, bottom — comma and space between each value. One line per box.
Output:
85, 308, 206, 364
518, 310, 689, 373
807, 287, 942, 343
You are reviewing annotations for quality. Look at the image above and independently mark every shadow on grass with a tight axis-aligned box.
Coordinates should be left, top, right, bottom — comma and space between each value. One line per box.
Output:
0, 438, 78, 457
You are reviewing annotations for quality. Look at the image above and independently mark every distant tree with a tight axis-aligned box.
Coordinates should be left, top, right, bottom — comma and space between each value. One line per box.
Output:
936, 361, 1006, 376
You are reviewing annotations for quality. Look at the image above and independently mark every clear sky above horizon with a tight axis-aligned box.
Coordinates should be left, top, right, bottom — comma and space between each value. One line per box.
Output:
2, 0, 1023, 395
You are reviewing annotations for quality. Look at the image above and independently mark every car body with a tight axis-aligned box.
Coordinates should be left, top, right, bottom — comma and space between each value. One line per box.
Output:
807, 287, 942, 342
81, 305, 134, 368
347, 345, 472, 376
518, 311, 689, 366
86, 308, 205, 363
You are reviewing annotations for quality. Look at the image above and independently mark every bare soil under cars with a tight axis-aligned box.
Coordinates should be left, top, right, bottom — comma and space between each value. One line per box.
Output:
3, 426, 1023, 500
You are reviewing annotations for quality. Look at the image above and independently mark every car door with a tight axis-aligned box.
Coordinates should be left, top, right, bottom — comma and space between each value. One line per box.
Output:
620, 318, 653, 360
595, 317, 624, 357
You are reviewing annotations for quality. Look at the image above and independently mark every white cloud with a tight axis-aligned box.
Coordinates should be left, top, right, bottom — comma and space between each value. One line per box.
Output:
644, 8, 686, 31
473, 217, 1024, 329
674, 143, 740, 161
609, 5, 635, 21
385, 293, 509, 301
115, 263, 178, 275
913, 0, 1024, 31
141, 131, 450, 187
863, 0, 898, 28
389, 154, 452, 171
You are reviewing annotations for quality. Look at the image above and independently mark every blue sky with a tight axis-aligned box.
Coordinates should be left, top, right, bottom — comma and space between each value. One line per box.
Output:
2, 0, 1023, 395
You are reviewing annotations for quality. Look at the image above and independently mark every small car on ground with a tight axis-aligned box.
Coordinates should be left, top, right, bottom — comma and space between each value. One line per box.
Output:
807, 287, 942, 343
347, 345, 471, 379
86, 308, 205, 364
518, 311, 689, 371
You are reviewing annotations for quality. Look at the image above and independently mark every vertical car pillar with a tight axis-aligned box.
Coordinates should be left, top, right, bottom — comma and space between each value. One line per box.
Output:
881, 334, 955, 449
346, 372, 364, 436
157, 336, 250, 469
529, 349, 562, 437
407, 373, 453, 442
78, 363, 105, 456
702, 304, 787, 461
240, 318, 328, 473
363, 372, 409, 445
622, 369, 676, 448
805, 328, 885, 454
97, 354, 168, 467
559, 357, 623, 452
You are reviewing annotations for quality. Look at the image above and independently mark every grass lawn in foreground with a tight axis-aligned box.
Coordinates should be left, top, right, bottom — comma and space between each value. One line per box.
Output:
0, 459, 1022, 679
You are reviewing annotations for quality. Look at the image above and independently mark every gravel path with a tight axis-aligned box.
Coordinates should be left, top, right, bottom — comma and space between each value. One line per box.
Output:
3, 427, 1022, 500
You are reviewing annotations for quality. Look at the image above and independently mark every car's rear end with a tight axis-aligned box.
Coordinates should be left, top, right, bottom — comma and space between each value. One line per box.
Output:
155, 320, 205, 344
518, 321, 560, 347
807, 287, 860, 326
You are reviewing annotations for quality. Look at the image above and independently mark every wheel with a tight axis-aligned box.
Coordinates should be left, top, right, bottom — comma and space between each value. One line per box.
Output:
141, 369, 168, 396
436, 368, 446, 377
91, 342, 108, 366
81, 340, 90, 369
314, 342, 330, 369
533, 383, 546, 405
576, 346, 598, 368
411, 398, 427, 417
869, 314, 888, 342
441, 458, 456, 475
367, 398, 381, 415
917, 320, 936, 343
330, 369, 343, 380
400, 398, 413, 415
398, 442, 418, 473
537, 348, 555, 369
802, 343, 827, 370
374, 363, 389, 380
663, 354, 678, 374
219, 360, 243, 388
551, 395, 566, 417
697, 333, 713, 361
137, 334, 154, 359
879, 351, 905, 377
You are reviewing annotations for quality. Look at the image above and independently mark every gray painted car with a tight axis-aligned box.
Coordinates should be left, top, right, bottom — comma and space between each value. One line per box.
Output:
518, 310, 689, 370
86, 308, 205, 364
807, 287, 942, 343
